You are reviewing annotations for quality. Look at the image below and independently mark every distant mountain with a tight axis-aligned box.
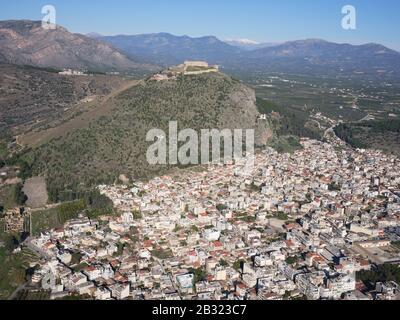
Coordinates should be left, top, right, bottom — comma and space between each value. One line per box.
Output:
98, 32, 400, 79
98, 32, 242, 66
0, 20, 157, 74
85, 32, 103, 39
233, 39, 400, 78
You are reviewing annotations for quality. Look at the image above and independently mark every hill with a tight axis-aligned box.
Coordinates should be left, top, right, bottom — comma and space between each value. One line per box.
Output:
0, 20, 158, 74
0, 63, 133, 138
335, 119, 400, 155
19, 72, 273, 202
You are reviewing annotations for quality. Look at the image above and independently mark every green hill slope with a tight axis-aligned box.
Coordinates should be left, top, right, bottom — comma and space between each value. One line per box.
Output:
20, 72, 273, 201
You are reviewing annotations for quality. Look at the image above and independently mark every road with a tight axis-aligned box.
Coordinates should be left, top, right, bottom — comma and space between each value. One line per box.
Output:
8, 283, 27, 300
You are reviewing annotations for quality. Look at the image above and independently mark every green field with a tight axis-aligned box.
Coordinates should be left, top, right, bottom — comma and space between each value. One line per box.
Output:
0, 220, 40, 300
0, 184, 23, 210
0, 142, 8, 160
14, 289, 50, 300
31, 192, 114, 235
31, 200, 86, 236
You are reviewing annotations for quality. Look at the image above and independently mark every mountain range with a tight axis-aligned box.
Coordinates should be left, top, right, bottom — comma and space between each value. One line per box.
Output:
96, 33, 242, 66
1, 20, 400, 79
237, 39, 400, 77
95, 32, 400, 79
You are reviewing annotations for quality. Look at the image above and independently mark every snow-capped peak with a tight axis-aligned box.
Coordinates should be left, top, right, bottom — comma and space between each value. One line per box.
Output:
225, 38, 260, 45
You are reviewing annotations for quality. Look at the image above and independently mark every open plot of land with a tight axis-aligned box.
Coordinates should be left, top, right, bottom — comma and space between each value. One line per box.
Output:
350, 244, 400, 265
0, 184, 21, 210
22, 177, 48, 209
14, 289, 50, 300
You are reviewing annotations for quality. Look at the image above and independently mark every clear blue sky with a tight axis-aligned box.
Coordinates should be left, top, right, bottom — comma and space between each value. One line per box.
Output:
1, 0, 399, 50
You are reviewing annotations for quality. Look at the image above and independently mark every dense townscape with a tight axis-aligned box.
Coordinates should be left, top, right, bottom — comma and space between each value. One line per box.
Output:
25, 135, 400, 300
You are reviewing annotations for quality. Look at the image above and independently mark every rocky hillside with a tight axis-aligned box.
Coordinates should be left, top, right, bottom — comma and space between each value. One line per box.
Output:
0, 63, 132, 137
20, 72, 273, 201
0, 20, 157, 74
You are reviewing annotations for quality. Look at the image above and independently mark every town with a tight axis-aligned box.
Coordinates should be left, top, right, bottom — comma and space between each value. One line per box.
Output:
20, 135, 400, 300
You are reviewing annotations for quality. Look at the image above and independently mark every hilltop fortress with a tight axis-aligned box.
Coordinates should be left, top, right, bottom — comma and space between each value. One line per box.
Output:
150, 61, 219, 81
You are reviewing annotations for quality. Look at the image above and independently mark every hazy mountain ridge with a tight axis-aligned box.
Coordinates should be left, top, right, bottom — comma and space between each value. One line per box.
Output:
98, 31, 400, 78
233, 39, 400, 77
97, 32, 242, 66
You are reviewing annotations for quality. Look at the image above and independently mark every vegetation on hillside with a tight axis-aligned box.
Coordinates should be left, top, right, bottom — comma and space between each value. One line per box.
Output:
0, 64, 130, 137
20, 73, 269, 201
0, 219, 40, 299
268, 136, 303, 154
31, 190, 113, 235
335, 119, 400, 154
357, 264, 400, 289
256, 98, 321, 140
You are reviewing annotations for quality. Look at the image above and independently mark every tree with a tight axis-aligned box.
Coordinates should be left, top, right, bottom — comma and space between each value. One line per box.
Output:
357, 264, 400, 288
132, 210, 143, 220
285, 256, 299, 265
4, 234, 21, 252
83, 190, 113, 210
216, 204, 228, 212
17, 160, 33, 181
13, 183, 28, 206
276, 212, 289, 221
219, 259, 229, 267
189, 268, 207, 283
233, 260, 245, 272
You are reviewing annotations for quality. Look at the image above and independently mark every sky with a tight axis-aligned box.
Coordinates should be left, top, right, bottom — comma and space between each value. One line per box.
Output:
1, 0, 399, 50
